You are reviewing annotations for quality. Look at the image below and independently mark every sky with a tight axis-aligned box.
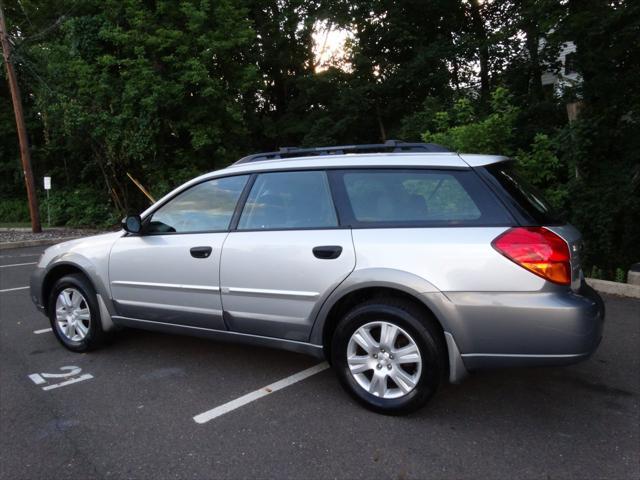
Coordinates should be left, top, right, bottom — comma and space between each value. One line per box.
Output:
312, 22, 353, 72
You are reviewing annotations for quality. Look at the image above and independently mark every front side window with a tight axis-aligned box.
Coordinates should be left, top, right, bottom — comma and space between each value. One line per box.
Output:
147, 175, 248, 233
238, 171, 337, 230
338, 169, 511, 226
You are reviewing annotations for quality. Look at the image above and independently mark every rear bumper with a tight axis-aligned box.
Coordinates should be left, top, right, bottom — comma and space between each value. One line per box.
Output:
436, 282, 604, 371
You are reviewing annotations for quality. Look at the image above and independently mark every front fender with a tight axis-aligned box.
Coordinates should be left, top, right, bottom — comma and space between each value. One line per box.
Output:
40, 255, 117, 332
36, 231, 121, 330
45, 255, 107, 301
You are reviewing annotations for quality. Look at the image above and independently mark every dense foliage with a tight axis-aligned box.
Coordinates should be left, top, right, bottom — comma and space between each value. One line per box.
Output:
1, 0, 638, 277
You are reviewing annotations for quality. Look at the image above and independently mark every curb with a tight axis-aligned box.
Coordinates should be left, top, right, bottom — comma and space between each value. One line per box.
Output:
586, 278, 640, 299
0, 237, 80, 251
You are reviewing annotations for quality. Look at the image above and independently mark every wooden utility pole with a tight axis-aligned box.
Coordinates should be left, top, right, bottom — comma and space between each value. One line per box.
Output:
0, 3, 41, 232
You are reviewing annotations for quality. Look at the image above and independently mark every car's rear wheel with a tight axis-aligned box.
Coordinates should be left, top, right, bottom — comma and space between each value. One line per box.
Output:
331, 298, 446, 414
48, 274, 106, 352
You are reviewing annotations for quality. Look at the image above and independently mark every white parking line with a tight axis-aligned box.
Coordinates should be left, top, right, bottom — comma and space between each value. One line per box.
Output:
193, 362, 329, 424
0, 253, 40, 259
0, 286, 29, 293
34, 328, 53, 334
0, 262, 37, 268
42, 374, 94, 391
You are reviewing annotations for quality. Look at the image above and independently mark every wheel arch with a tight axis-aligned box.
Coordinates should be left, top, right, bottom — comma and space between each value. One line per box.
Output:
42, 259, 115, 331
310, 268, 469, 383
42, 262, 89, 312
310, 269, 446, 352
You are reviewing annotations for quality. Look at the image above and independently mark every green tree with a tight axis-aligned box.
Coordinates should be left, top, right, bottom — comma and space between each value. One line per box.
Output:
4, 0, 258, 219
422, 87, 519, 155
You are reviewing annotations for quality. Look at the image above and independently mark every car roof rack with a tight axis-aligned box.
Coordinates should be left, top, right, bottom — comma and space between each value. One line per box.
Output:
233, 140, 450, 165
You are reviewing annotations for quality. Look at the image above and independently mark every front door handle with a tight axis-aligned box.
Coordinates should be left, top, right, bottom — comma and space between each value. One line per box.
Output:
312, 245, 342, 260
190, 246, 212, 259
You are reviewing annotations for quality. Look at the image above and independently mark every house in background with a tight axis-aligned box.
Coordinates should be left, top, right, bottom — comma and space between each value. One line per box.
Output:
541, 41, 581, 94
541, 41, 583, 122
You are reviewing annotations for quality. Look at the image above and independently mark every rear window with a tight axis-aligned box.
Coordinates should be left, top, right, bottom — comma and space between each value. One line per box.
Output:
484, 163, 563, 225
334, 169, 512, 227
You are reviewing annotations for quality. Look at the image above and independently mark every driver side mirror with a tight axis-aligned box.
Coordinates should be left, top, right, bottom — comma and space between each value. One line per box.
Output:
122, 214, 143, 234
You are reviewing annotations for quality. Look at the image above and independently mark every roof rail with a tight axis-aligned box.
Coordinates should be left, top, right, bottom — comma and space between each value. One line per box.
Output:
233, 140, 450, 165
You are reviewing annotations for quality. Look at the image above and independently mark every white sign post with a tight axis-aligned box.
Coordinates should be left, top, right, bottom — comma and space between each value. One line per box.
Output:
43, 176, 51, 227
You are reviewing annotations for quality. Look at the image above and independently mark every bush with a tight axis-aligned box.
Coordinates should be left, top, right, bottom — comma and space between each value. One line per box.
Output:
421, 88, 519, 155
0, 188, 120, 228
0, 198, 30, 223
515, 133, 568, 210
45, 187, 120, 228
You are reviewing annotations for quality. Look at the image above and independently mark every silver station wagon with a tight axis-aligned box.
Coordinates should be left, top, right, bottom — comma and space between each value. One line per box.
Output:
30, 141, 605, 414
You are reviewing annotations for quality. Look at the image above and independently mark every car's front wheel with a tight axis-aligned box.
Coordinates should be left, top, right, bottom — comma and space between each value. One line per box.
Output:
48, 274, 106, 352
331, 298, 446, 415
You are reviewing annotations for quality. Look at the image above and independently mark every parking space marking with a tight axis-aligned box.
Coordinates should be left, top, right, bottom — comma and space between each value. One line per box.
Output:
193, 362, 329, 424
0, 253, 40, 259
0, 262, 37, 268
0, 286, 29, 293
34, 328, 53, 334
28, 366, 94, 391
41, 374, 94, 391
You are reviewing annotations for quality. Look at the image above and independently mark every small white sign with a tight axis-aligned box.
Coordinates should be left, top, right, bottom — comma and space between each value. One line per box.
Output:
43, 176, 51, 190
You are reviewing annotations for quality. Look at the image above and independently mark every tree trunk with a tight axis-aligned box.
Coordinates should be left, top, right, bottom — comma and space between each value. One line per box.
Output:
524, 18, 544, 102
375, 104, 387, 142
468, 0, 490, 106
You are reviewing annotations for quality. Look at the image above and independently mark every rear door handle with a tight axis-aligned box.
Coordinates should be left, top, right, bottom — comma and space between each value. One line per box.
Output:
312, 245, 342, 260
190, 246, 212, 259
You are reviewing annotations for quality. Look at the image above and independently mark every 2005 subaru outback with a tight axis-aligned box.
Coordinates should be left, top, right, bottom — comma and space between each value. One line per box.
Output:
30, 141, 604, 414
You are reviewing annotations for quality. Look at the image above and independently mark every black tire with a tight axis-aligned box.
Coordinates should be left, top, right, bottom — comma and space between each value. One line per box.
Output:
48, 273, 106, 352
331, 298, 446, 415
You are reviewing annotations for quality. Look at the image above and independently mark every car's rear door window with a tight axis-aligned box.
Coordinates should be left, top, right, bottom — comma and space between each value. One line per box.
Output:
334, 169, 512, 227
237, 170, 338, 230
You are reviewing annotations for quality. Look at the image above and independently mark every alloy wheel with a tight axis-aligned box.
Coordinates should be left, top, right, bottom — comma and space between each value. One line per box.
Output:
346, 321, 422, 399
55, 288, 91, 342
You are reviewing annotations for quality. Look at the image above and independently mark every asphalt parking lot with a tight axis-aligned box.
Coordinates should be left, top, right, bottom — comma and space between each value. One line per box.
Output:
1, 245, 638, 480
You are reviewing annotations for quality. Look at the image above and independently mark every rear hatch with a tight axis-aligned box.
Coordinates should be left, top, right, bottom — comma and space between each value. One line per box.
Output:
479, 161, 583, 290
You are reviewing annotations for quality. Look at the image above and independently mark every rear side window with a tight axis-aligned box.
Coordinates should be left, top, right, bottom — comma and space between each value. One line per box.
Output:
335, 169, 512, 227
238, 171, 338, 230
484, 163, 563, 225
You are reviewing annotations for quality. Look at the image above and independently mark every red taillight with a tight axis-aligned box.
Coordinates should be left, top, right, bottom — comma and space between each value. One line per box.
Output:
492, 227, 571, 285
